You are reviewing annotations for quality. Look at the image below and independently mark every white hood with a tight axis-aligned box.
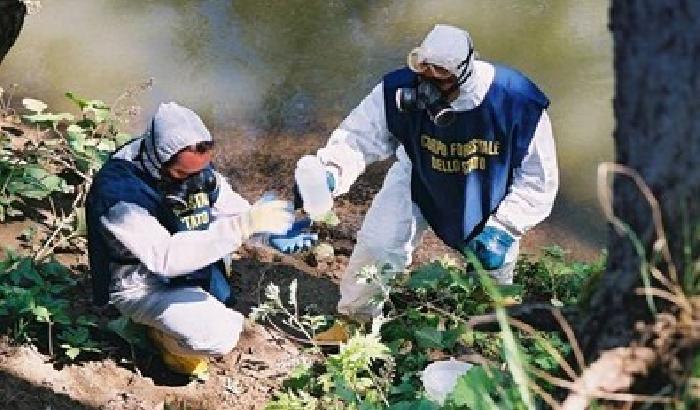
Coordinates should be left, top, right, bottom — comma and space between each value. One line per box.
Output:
409, 24, 489, 110
409, 24, 474, 78
115, 102, 213, 179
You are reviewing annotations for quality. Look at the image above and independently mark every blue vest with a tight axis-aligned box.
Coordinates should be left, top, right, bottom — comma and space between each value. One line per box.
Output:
86, 153, 226, 306
383, 65, 549, 250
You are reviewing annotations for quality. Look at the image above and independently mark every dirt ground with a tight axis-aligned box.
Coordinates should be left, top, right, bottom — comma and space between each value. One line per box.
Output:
0, 130, 603, 410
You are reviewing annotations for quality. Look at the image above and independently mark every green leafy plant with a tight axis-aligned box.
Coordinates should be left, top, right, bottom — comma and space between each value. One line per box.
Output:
0, 249, 101, 360
0, 84, 150, 363
251, 279, 330, 348
516, 245, 606, 307
261, 251, 601, 409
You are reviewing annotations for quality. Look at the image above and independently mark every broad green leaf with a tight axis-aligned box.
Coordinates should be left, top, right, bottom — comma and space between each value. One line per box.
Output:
318, 210, 340, 226
115, 132, 133, 147
11, 258, 43, 286
64, 346, 81, 360
282, 363, 313, 391
95, 138, 116, 152
32, 305, 51, 322
40, 260, 73, 281
407, 262, 449, 290
107, 316, 151, 350
22, 166, 50, 180
23, 112, 74, 124
413, 327, 443, 349
441, 325, 465, 349
447, 270, 476, 293
447, 366, 499, 410
75, 315, 98, 327
7, 182, 51, 199
58, 327, 89, 345
82, 138, 99, 147
89, 106, 110, 123
66, 123, 86, 138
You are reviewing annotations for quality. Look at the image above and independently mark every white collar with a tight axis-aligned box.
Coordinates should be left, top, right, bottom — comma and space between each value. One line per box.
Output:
450, 60, 495, 111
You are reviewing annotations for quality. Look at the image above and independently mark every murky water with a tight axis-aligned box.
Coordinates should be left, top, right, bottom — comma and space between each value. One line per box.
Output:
0, 0, 613, 249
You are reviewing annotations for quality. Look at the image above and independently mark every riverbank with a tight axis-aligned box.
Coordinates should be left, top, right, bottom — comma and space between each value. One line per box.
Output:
0, 122, 603, 409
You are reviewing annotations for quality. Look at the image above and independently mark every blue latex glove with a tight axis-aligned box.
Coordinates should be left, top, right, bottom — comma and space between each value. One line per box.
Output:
268, 217, 318, 253
463, 226, 514, 270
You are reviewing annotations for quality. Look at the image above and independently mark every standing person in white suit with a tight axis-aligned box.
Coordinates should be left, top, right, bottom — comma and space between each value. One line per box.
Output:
295, 24, 559, 328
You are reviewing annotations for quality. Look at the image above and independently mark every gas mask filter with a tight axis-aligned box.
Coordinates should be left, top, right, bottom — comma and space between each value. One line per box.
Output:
395, 78, 456, 127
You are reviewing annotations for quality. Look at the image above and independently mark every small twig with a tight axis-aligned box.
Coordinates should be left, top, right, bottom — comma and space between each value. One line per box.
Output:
597, 163, 679, 286
34, 216, 67, 262
50, 154, 90, 182
532, 366, 676, 405
34, 187, 84, 261
465, 312, 498, 328
278, 304, 320, 350
48, 195, 56, 220
634, 287, 691, 312
264, 318, 325, 350
47, 321, 53, 357
527, 378, 561, 410
551, 308, 586, 373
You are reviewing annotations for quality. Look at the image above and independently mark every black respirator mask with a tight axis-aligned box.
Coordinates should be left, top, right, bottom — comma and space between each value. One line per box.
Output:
395, 78, 457, 127
396, 48, 474, 127
161, 167, 218, 213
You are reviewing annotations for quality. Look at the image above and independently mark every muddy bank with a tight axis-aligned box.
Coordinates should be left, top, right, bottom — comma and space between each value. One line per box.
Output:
0, 128, 604, 409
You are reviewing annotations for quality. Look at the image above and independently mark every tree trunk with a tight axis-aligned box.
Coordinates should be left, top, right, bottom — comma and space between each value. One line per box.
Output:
577, 1, 700, 360
0, 0, 26, 66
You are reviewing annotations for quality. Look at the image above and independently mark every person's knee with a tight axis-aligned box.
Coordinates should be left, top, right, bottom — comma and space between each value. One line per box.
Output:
182, 310, 244, 356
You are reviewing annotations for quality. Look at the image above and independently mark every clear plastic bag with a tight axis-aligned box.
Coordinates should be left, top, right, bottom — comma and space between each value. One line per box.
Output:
295, 155, 333, 221
421, 359, 474, 404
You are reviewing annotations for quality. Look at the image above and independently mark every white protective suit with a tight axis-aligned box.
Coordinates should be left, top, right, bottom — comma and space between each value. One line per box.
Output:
313, 25, 559, 319
100, 102, 253, 356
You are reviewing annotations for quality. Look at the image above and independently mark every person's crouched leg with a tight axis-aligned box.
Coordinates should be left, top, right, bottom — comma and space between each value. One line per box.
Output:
113, 285, 244, 374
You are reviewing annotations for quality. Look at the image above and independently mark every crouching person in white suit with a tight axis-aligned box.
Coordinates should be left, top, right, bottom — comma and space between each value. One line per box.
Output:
86, 102, 313, 375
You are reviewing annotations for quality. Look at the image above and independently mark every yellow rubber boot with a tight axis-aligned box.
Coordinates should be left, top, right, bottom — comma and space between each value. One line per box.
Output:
313, 320, 351, 344
148, 328, 209, 377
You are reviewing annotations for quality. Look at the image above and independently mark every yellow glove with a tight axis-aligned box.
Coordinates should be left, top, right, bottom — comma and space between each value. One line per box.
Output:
239, 198, 294, 239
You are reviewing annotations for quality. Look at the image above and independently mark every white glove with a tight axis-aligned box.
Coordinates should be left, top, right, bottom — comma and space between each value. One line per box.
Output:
239, 198, 294, 240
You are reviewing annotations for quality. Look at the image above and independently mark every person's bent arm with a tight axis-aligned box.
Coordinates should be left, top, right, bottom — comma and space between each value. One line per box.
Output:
316, 83, 398, 196
487, 110, 559, 237
101, 202, 249, 278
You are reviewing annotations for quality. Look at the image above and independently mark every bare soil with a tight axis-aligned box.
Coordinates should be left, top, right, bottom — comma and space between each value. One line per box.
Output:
0, 130, 603, 410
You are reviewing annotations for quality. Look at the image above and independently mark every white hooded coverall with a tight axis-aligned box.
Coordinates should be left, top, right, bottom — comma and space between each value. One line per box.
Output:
314, 25, 559, 319
99, 103, 250, 356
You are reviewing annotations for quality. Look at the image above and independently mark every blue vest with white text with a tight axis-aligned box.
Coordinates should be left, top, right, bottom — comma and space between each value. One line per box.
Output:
383, 64, 549, 250
86, 154, 224, 306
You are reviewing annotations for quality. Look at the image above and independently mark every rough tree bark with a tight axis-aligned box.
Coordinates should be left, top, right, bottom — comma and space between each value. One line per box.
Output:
577, 1, 700, 360
0, 0, 26, 66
